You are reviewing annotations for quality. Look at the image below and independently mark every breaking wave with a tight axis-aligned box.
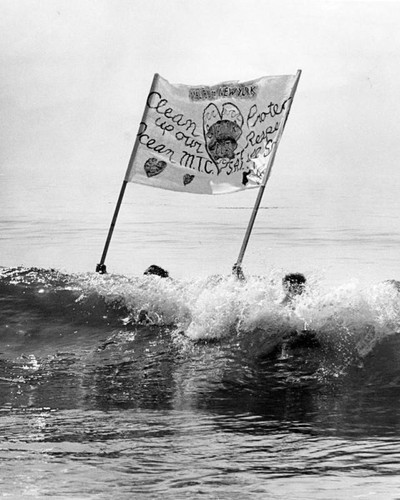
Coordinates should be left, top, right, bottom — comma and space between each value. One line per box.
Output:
1, 266, 399, 361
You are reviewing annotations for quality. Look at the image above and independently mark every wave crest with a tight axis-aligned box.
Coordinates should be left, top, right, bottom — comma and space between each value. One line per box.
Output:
1, 267, 399, 358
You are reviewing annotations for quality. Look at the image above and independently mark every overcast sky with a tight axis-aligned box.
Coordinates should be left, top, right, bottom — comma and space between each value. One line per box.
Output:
2, 0, 400, 208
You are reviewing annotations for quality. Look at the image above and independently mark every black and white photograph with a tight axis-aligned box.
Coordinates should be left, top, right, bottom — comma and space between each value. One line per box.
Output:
1, 1, 400, 498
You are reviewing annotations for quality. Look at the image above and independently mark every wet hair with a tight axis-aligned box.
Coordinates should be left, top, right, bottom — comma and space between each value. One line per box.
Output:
143, 265, 169, 278
282, 273, 306, 296
282, 273, 306, 286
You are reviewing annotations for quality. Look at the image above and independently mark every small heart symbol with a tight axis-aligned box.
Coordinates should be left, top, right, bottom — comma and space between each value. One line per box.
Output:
183, 174, 195, 186
144, 158, 167, 177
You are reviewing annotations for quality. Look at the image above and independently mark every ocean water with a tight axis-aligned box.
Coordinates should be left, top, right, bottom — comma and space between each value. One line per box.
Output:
1, 174, 400, 498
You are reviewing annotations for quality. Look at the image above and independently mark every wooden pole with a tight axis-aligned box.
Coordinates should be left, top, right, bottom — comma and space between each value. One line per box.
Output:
96, 180, 128, 273
232, 69, 302, 278
96, 74, 159, 273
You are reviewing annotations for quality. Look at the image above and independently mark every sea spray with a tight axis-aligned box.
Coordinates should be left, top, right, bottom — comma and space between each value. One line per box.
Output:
1, 267, 400, 360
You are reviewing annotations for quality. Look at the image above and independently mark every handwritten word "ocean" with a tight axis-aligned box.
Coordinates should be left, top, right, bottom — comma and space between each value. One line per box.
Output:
189, 85, 257, 101
137, 122, 175, 162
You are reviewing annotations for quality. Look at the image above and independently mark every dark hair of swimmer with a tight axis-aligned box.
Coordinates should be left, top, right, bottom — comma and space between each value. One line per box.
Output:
144, 265, 169, 278
282, 273, 306, 297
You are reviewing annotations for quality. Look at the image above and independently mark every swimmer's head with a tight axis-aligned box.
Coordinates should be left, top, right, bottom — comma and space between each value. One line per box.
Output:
282, 273, 306, 297
144, 265, 169, 278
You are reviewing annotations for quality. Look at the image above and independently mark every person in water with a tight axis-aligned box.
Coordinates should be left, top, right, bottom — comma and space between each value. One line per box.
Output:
144, 264, 169, 278
138, 265, 170, 323
281, 272, 307, 305
280, 273, 320, 351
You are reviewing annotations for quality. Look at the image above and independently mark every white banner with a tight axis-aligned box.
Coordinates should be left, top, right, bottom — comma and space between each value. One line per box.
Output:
126, 73, 298, 194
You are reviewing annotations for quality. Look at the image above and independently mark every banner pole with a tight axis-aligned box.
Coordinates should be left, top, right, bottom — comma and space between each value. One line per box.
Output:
96, 74, 160, 273
96, 180, 128, 273
232, 69, 302, 278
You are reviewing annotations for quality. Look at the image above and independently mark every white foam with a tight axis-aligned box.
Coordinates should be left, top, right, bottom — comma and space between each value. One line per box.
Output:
72, 271, 400, 356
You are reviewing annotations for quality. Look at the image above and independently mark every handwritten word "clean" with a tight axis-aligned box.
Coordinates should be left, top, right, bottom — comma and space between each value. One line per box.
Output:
147, 92, 199, 137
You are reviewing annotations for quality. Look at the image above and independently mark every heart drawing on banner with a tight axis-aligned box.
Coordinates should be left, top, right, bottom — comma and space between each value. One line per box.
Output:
144, 158, 167, 178
183, 174, 195, 186
203, 103, 244, 173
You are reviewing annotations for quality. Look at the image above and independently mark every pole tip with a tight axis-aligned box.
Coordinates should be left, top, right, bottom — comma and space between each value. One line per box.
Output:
232, 263, 245, 281
96, 264, 107, 274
